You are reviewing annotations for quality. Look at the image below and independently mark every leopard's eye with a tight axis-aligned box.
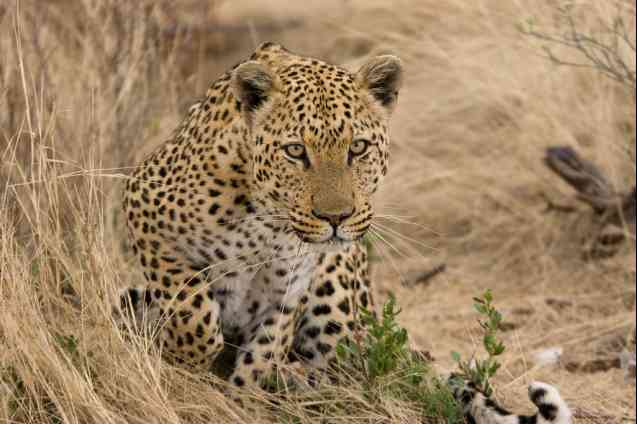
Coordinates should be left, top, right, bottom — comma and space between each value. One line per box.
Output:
349, 139, 369, 157
283, 143, 307, 159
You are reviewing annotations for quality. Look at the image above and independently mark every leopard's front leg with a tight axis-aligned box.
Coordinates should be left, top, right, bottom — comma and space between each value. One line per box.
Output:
228, 256, 315, 388
229, 300, 299, 388
292, 243, 373, 374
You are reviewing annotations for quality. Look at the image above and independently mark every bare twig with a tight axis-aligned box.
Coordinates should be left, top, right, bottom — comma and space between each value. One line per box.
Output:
402, 263, 446, 288
544, 146, 616, 213
544, 146, 636, 257
521, 3, 636, 99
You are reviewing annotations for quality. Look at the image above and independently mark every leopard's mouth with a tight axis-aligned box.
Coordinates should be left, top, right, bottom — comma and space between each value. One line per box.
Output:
297, 235, 354, 254
287, 208, 370, 245
293, 226, 363, 246
295, 232, 348, 244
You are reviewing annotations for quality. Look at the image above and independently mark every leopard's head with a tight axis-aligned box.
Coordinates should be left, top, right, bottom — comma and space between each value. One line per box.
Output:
232, 43, 403, 246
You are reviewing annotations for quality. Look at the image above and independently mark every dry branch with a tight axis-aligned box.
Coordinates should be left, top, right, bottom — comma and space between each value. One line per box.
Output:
544, 146, 617, 213
544, 146, 636, 255
521, 2, 636, 99
402, 263, 446, 288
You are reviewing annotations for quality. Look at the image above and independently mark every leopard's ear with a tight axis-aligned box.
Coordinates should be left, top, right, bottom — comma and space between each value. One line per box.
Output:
231, 61, 280, 128
355, 55, 403, 113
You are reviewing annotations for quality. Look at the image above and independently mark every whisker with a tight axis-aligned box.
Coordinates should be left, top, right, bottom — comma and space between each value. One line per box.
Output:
281, 239, 307, 308
375, 203, 412, 211
375, 214, 440, 236
370, 224, 436, 271
368, 225, 413, 260
371, 221, 438, 253
219, 215, 289, 226
376, 213, 417, 219
366, 230, 407, 287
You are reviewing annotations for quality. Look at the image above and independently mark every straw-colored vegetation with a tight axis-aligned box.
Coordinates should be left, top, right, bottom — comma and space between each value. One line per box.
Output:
1, 1, 635, 423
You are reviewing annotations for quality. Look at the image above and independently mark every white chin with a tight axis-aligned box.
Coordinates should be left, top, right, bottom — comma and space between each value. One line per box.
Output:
308, 238, 354, 253
293, 228, 357, 250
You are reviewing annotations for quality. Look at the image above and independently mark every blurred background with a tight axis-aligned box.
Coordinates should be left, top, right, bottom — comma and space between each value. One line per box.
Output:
1, 1, 635, 422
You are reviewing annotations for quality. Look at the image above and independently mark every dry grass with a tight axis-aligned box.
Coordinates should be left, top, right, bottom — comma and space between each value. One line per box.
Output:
1, 0, 635, 423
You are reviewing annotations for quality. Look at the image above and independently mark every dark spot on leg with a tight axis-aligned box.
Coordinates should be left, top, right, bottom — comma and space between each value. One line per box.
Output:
312, 304, 331, 316
337, 299, 351, 315
305, 326, 321, 339
324, 321, 342, 335
316, 342, 332, 355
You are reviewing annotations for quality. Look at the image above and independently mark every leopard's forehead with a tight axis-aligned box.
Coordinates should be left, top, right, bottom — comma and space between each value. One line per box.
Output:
248, 57, 372, 150
278, 61, 357, 102
245, 43, 383, 150
277, 62, 362, 149
279, 59, 353, 86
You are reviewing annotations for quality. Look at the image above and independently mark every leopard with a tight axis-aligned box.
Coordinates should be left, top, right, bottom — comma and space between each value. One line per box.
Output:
117, 42, 572, 423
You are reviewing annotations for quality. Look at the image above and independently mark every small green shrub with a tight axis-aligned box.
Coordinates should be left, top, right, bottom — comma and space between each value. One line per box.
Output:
336, 293, 464, 422
337, 294, 412, 382
451, 289, 505, 397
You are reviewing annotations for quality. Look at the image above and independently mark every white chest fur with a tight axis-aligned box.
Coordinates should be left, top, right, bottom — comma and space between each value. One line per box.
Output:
180, 217, 318, 332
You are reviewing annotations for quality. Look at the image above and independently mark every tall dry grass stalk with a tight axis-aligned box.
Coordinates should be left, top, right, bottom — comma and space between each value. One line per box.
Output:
1, 0, 635, 422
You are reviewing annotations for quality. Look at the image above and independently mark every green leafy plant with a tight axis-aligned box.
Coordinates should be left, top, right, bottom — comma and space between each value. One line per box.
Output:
336, 294, 464, 422
54, 334, 80, 357
336, 294, 414, 383
451, 289, 506, 397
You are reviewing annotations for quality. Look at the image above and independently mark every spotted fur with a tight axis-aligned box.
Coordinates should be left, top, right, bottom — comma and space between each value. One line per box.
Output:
450, 378, 572, 424
118, 43, 570, 422
120, 42, 398, 387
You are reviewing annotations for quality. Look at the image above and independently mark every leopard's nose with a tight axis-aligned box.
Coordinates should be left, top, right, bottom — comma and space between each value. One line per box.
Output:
312, 206, 354, 226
